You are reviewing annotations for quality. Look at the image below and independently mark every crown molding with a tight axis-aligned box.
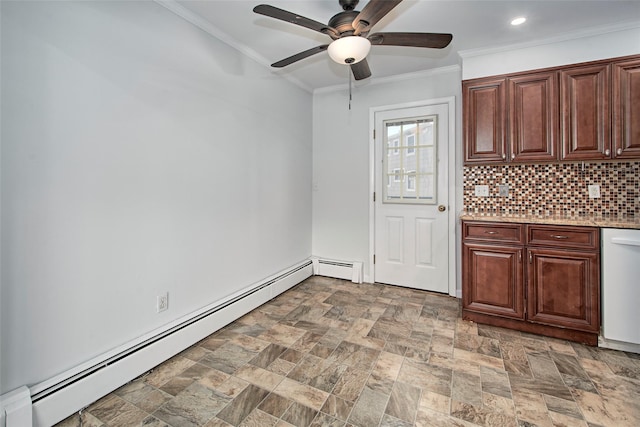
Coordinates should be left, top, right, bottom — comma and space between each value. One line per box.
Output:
154, 0, 313, 93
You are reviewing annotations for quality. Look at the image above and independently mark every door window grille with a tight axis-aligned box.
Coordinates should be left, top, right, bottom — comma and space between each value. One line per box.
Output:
383, 116, 436, 204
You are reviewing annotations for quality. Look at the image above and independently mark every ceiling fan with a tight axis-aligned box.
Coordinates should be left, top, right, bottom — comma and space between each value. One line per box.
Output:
253, 0, 453, 80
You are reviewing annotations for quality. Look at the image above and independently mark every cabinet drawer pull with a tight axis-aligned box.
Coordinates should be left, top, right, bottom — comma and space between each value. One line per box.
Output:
485, 231, 498, 235
529, 252, 533, 263
551, 235, 569, 239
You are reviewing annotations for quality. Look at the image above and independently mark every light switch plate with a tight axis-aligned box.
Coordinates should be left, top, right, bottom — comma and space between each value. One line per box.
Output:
588, 184, 601, 199
475, 185, 489, 197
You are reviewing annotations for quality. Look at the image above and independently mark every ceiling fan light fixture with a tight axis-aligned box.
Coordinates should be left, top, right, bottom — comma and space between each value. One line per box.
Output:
511, 16, 526, 26
328, 36, 371, 65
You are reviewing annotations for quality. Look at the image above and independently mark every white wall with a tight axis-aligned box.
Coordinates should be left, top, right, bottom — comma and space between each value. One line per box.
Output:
0, 1, 312, 394
461, 24, 640, 80
312, 68, 463, 284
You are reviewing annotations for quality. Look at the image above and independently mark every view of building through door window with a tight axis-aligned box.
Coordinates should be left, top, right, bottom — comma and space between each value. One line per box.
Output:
384, 117, 436, 203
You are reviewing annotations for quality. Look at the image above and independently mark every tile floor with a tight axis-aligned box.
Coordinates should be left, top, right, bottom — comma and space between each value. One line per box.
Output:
58, 276, 640, 427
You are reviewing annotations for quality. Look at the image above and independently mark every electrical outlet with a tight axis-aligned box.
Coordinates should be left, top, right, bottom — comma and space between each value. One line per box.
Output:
474, 185, 489, 197
498, 184, 509, 197
157, 292, 168, 313
588, 184, 601, 199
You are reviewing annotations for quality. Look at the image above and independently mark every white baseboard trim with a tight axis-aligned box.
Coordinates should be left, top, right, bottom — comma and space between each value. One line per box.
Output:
598, 336, 640, 354
10, 260, 313, 427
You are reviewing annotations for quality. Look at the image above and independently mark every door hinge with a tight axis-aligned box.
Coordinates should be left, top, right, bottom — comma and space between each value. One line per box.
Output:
373, 129, 376, 139
373, 192, 376, 202
373, 254, 376, 264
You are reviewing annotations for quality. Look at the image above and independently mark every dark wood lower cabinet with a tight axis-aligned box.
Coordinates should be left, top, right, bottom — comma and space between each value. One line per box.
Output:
462, 220, 600, 345
463, 243, 524, 319
527, 248, 600, 333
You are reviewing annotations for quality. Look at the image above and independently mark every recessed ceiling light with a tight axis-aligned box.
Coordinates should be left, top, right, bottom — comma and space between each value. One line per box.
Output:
511, 17, 527, 26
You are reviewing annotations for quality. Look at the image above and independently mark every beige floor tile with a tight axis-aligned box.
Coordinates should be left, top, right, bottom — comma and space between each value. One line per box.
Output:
547, 411, 589, 427
144, 357, 197, 388
273, 378, 329, 411
234, 364, 284, 391
482, 392, 515, 418
419, 390, 451, 414
453, 348, 505, 371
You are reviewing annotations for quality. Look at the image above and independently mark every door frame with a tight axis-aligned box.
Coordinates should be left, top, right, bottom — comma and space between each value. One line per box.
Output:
369, 97, 457, 296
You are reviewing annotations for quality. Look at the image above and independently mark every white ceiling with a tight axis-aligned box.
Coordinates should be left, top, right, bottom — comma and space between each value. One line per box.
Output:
170, 0, 640, 91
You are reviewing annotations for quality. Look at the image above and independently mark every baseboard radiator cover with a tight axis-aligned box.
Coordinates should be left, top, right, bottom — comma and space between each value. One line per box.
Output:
9, 260, 313, 427
311, 257, 363, 283
0, 387, 32, 427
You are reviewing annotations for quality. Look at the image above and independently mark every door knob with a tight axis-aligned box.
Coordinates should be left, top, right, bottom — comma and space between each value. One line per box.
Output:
438, 205, 446, 212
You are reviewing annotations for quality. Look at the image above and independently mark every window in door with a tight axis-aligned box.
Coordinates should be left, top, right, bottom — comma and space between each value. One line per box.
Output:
383, 117, 436, 204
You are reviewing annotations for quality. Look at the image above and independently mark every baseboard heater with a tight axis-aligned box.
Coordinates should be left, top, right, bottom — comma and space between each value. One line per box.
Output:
2, 260, 312, 427
312, 257, 363, 283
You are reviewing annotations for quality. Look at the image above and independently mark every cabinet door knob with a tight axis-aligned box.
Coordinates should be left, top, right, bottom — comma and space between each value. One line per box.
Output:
511, 153, 515, 160
502, 154, 506, 160
617, 148, 623, 156
604, 149, 610, 156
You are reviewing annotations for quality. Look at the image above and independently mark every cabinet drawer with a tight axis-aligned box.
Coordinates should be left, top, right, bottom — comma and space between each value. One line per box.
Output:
526, 225, 599, 250
463, 221, 524, 244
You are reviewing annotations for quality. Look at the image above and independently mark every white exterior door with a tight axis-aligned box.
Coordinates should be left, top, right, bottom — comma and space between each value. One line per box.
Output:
374, 103, 449, 292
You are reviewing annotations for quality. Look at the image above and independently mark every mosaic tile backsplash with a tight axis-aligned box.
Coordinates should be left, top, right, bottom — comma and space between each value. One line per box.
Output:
463, 162, 640, 217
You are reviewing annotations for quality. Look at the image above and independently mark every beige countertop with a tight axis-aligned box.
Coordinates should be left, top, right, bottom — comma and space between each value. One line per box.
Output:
459, 212, 640, 229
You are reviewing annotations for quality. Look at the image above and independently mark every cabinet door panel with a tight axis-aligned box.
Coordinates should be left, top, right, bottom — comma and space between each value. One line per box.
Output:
509, 72, 558, 162
613, 58, 640, 159
463, 78, 506, 163
463, 243, 524, 319
560, 64, 610, 160
527, 248, 599, 332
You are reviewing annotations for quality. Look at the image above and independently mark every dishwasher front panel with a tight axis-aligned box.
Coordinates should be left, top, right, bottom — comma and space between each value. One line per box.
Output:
601, 228, 640, 346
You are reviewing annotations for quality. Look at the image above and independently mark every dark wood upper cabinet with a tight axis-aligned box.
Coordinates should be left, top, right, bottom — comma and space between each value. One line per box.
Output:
463, 78, 506, 163
612, 57, 640, 159
508, 72, 558, 162
560, 64, 610, 160
462, 54, 640, 164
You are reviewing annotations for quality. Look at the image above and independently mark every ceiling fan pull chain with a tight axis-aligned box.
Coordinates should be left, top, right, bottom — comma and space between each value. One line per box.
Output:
348, 66, 352, 110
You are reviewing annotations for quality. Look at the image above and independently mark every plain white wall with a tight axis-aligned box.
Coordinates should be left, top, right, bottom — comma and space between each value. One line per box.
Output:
461, 24, 640, 79
1, 0, 312, 394
311, 67, 463, 284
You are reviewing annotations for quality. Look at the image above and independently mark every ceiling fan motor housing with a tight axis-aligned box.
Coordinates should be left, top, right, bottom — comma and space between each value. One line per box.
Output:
328, 10, 363, 36
339, 0, 359, 11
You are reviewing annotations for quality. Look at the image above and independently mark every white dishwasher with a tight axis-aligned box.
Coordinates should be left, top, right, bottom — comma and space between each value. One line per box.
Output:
600, 228, 640, 353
